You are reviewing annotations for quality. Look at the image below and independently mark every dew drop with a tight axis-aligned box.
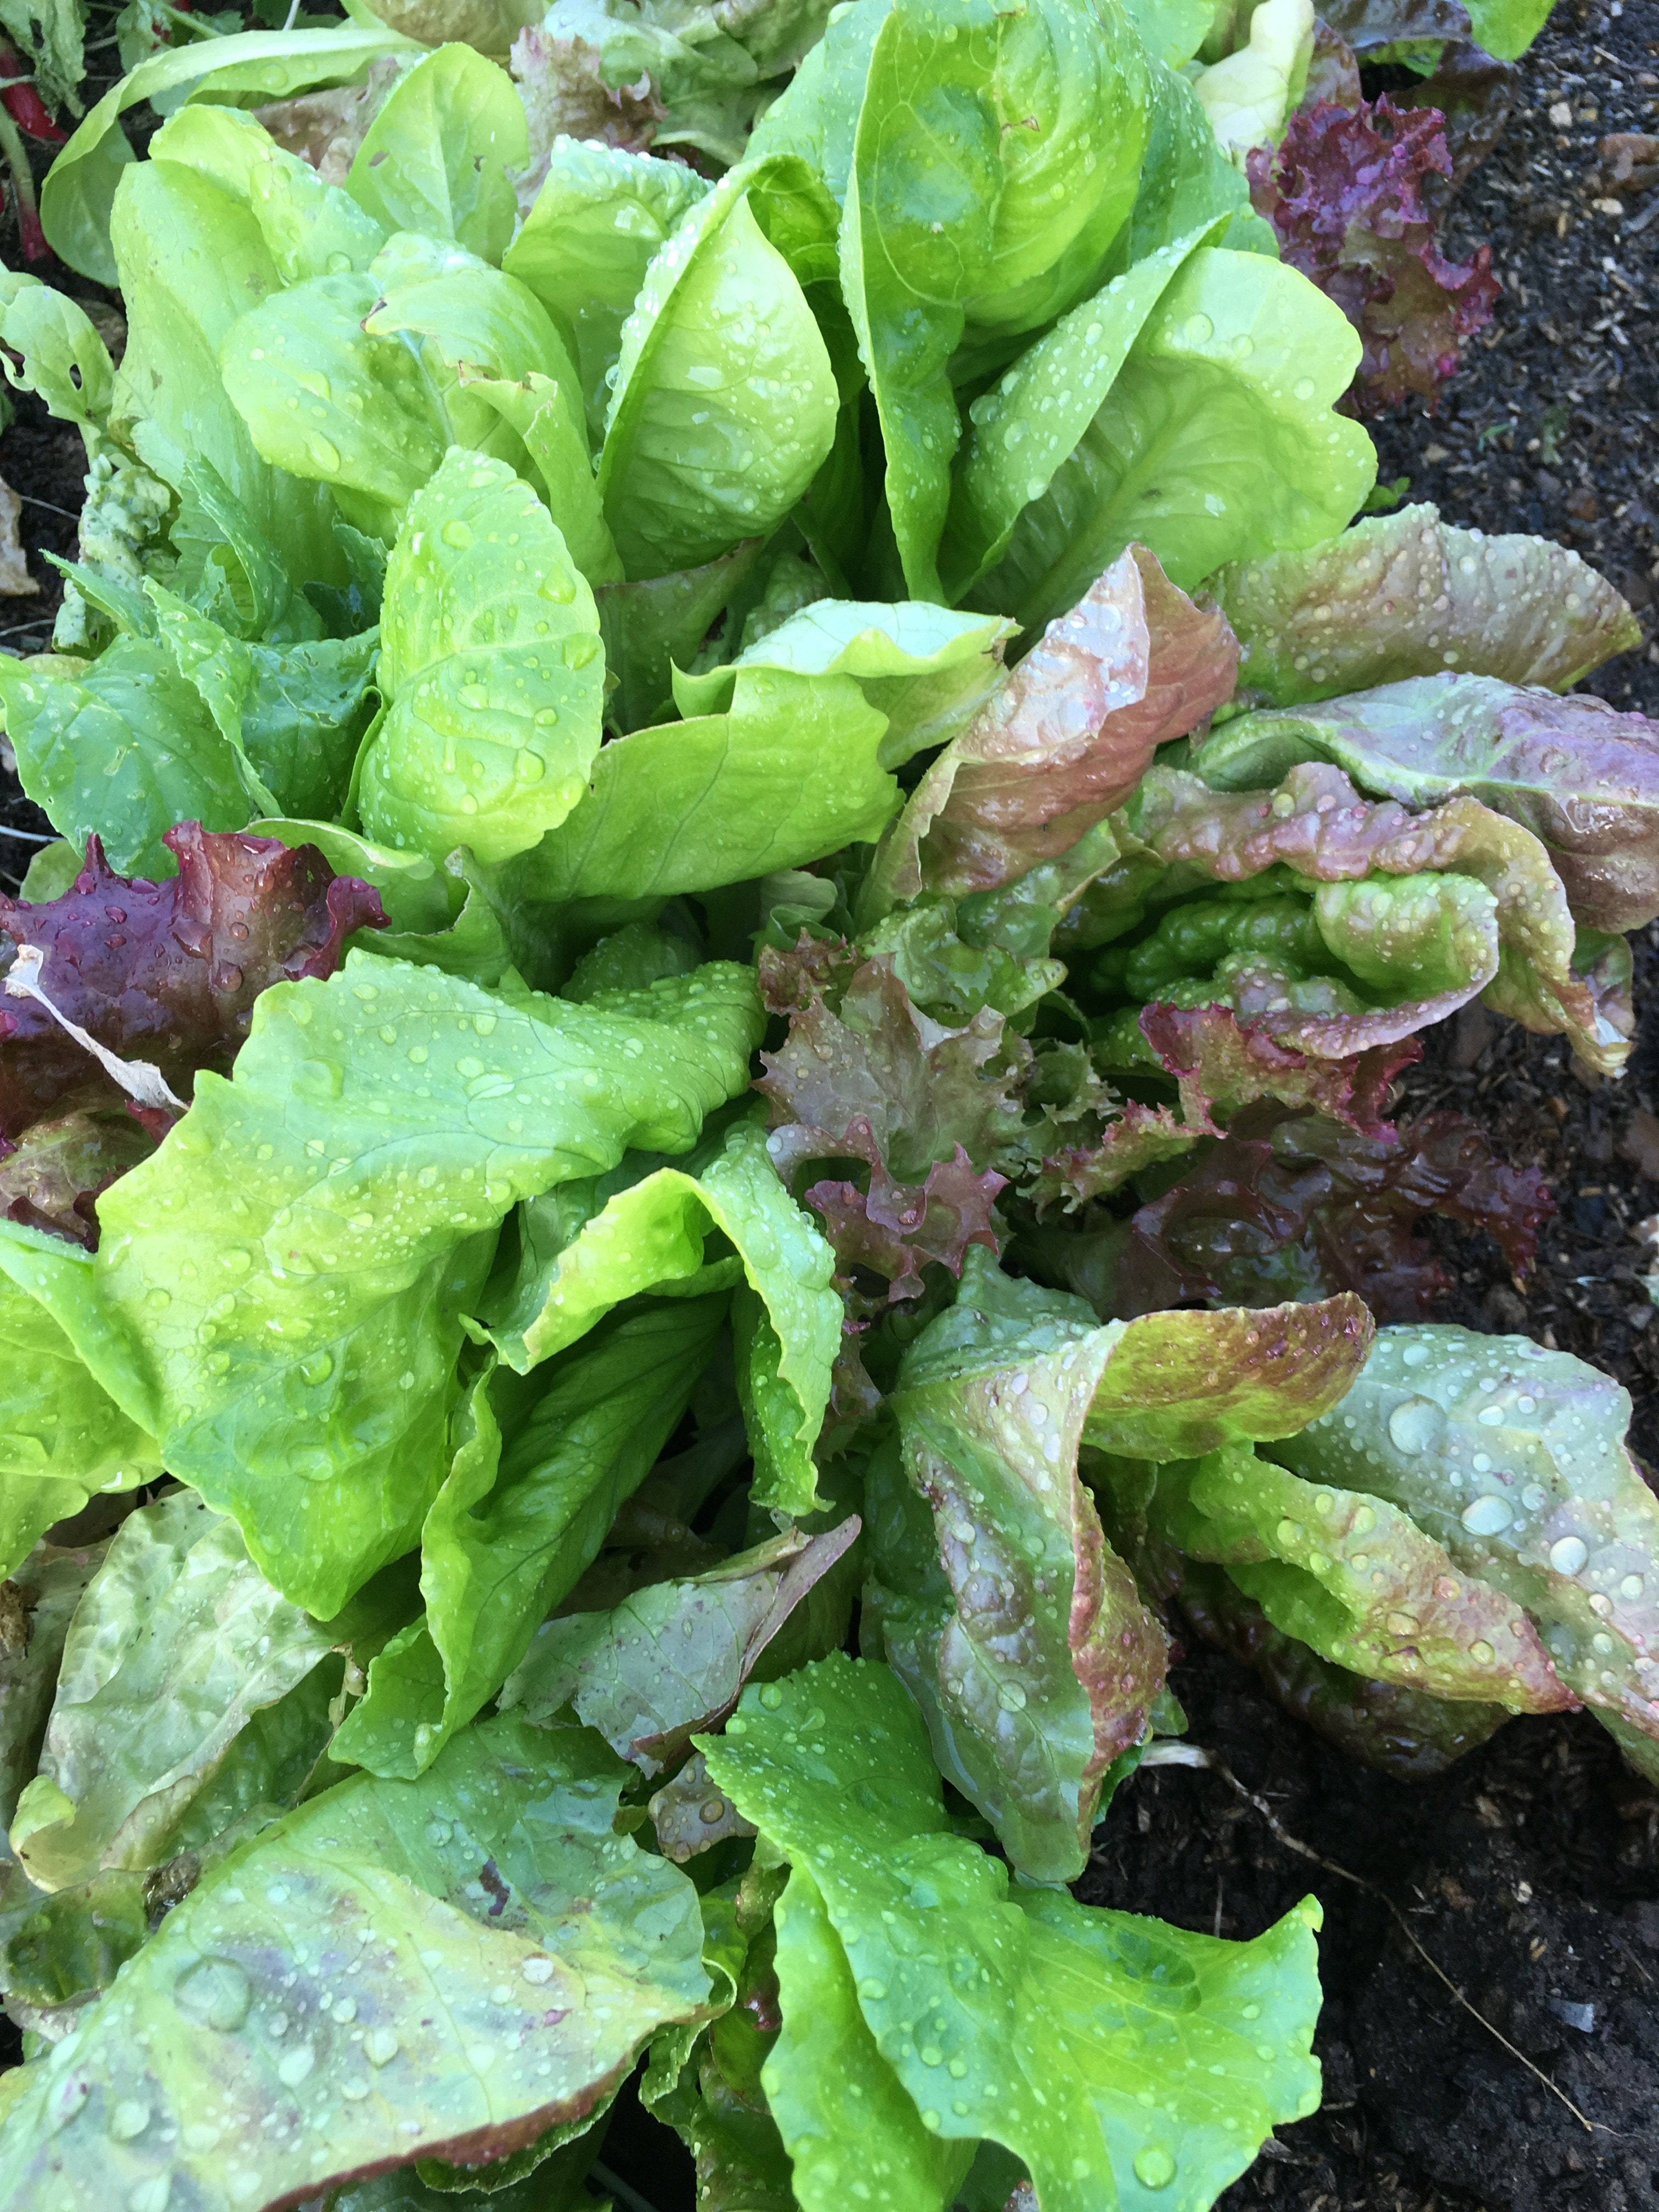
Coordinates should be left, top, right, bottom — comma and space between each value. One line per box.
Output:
174, 1957, 251, 2033
1133, 2147, 1177, 2190
1460, 1494, 1513, 1536
1389, 1397, 1446, 1455
1549, 1535, 1589, 1576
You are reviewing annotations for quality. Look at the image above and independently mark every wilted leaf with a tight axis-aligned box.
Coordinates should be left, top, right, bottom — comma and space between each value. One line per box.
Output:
0, 1112, 155, 1248
649, 1751, 757, 1864
0, 479, 37, 599
500, 1521, 859, 1771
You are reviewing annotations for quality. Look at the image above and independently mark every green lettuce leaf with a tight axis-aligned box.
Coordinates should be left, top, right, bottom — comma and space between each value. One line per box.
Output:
500, 1520, 859, 1769
1188, 0, 1314, 157
345, 42, 527, 263
597, 167, 839, 579
1122, 55, 1278, 263
91, 956, 761, 1613
942, 225, 1227, 604
456, 369, 621, 590
765, 1862, 974, 2212
477, 1116, 839, 1514
331, 1295, 727, 1778
0, 1542, 107, 1831
503, 139, 712, 443
0, 1254, 158, 1578
1195, 673, 1659, 935
839, 0, 1150, 599
970, 246, 1374, 630
703, 1654, 1324, 2212
39, 21, 421, 284
0, 642, 248, 883
507, 664, 896, 911
1209, 504, 1644, 708
0, 276, 116, 441
0, 1717, 716, 2203
1271, 1325, 1659, 1767
671, 598, 1014, 765
140, 102, 387, 287
109, 132, 357, 592
7, 1492, 336, 1892
357, 449, 606, 868
595, 539, 765, 735
1135, 1442, 1575, 1711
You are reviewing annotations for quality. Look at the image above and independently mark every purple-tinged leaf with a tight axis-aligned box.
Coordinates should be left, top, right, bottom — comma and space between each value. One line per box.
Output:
1394, 41, 1519, 185
1083, 1292, 1375, 1460
806, 1131, 1005, 1302
1146, 1441, 1573, 1709
649, 1751, 757, 1865
873, 1255, 1171, 1882
1139, 1001, 1416, 1137
1123, 760, 1629, 1070
1177, 1558, 1515, 1778
1208, 505, 1640, 709
0, 823, 387, 1140
1026, 1100, 1195, 1215
759, 956, 1024, 1184
873, 547, 1238, 904
1198, 671, 1659, 930
1248, 97, 1498, 414
1273, 1325, 1659, 1766
0, 1111, 154, 1249
1102, 1104, 1553, 1323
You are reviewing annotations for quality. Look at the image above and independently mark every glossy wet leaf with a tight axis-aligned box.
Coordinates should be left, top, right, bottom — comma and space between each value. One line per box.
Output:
0, 1717, 715, 2209
91, 957, 761, 1614
702, 1655, 1324, 2212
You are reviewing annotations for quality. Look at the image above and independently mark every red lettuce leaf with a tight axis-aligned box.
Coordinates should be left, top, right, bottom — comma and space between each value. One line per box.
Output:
872, 546, 1238, 904
1139, 1001, 1415, 1137
805, 1127, 1006, 1304
758, 955, 1024, 1184
1111, 1102, 1553, 1322
0, 822, 387, 1140
1248, 97, 1499, 415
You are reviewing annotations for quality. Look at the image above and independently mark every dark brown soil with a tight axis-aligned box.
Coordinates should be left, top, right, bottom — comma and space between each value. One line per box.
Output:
2, 10, 1658, 2208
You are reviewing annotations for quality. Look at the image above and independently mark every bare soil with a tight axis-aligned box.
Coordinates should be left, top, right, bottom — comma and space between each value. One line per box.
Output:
2, 9, 1659, 2205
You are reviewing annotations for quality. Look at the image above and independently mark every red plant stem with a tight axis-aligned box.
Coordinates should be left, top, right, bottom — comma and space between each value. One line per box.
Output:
0, 45, 64, 143
0, 97, 49, 261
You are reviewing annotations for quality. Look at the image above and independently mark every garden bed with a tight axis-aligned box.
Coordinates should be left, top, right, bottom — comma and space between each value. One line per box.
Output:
1, 4, 1657, 2208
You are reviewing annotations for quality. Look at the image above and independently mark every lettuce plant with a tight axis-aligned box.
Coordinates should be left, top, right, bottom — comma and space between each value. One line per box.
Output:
0, 4, 1651, 2207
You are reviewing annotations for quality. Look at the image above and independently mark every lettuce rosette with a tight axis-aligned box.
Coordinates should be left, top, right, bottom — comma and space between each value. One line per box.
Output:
0, 1, 1650, 2205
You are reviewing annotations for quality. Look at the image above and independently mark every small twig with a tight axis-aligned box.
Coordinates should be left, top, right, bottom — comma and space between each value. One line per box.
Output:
0, 825, 55, 842
589, 2160, 665, 2212
281, 0, 303, 27
13, 493, 81, 521
1160, 1745, 1599, 2137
